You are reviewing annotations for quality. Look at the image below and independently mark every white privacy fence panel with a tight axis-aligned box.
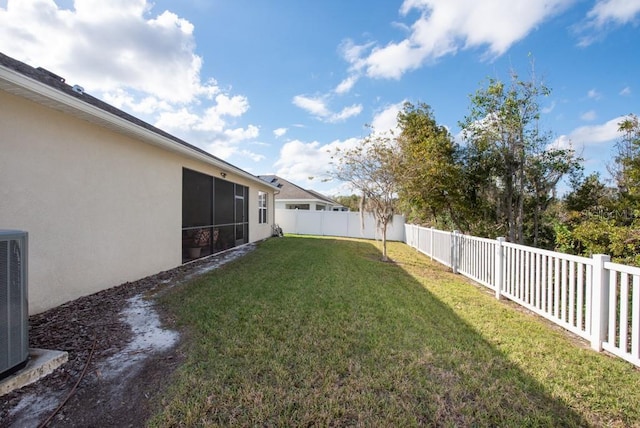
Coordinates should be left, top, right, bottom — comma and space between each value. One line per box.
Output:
276, 209, 405, 241
404, 223, 640, 368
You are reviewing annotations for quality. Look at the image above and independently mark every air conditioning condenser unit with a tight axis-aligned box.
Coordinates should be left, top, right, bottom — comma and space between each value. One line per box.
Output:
0, 230, 29, 379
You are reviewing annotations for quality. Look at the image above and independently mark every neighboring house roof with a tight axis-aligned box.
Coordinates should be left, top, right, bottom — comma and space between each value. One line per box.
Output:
258, 175, 342, 206
0, 52, 278, 191
305, 188, 339, 205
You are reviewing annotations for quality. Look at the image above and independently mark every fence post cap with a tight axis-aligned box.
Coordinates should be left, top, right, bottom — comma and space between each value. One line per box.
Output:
496, 237, 506, 243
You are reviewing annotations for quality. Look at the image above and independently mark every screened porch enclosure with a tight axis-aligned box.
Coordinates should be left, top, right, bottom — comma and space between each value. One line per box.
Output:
182, 168, 249, 262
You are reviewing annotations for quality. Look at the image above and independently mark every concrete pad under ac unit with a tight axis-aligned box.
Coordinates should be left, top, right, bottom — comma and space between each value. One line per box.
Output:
0, 348, 68, 396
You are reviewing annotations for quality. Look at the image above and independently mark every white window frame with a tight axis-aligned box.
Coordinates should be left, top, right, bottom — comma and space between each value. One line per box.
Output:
258, 191, 268, 224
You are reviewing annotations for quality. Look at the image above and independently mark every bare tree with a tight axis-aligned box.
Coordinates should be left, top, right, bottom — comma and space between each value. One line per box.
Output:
330, 133, 399, 261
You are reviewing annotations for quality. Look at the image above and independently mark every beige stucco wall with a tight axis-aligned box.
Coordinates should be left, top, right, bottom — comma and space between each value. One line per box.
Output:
0, 89, 275, 314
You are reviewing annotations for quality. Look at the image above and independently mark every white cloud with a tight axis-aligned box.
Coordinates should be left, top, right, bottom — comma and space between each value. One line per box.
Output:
239, 149, 265, 163
292, 95, 331, 117
325, 182, 360, 197
331, 104, 363, 122
588, 88, 602, 100
371, 102, 405, 135
346, 0, 574, 80
334, 75, 359, 94
153, 107, 261, 161
581, 110, 597, 121
365, 40, 430, 79
202, 135, 263, 162
204, 142, 236, 160
154, 99, 251, 136
273, 127, 288, 138
213, 94, 249, 117
0, 0, 217, 103
585, 0, 640, 27
196, 107, 230, 132
541, 101, 557, 114
577, 0, 640, 45
225, 125, 260, 143
553, 116, 625, 150
0, 0, 262, 163
549, 134, 573, 151
292, 39, 369, 122
620, 86, 632, 96
339, 38, 373, 68
292, 94, 362, 123
155, 108, 202, 131
274, 138, 361, 185
102, 89, 172, 115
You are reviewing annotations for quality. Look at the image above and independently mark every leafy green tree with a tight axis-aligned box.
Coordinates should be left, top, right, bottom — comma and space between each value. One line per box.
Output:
457, 133, 503, 237
614, 114, 640, 203
332, 195, 361, 212
460, 69, 578, 244
556, 117, 640, 265
555, 171, 613, 254
330, 134, 399, 261
394, 102, 466, 230
564, 172, 609, 213
570, 217, 640, 266
525, 147, 582, 246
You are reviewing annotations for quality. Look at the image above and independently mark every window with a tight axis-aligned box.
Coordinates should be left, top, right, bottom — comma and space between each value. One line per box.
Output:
286, 204, 310, 210
258, 191, 268, 224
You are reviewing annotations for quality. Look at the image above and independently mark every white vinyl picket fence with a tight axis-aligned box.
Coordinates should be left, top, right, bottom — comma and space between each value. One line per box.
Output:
405, 224, 640, 368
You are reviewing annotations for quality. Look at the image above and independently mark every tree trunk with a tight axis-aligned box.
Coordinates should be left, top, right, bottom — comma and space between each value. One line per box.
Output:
517, 193, 524, 244
516, 141, 526, 244
517, 169, 525, 244
506, 184, 515, 242
532, 200, 540, 247
381, 220, 388, 261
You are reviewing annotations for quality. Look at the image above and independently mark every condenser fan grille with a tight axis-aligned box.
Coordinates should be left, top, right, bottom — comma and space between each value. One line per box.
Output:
0, 230, 28, 379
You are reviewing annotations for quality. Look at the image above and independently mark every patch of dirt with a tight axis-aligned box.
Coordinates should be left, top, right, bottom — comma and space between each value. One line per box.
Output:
0, 244, 255, 427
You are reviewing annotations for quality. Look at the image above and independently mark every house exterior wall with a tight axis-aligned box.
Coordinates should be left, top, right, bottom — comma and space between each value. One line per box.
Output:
0, 89, 274, 314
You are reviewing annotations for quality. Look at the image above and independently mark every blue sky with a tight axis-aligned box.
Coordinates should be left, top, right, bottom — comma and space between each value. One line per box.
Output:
1, 0, 639, 195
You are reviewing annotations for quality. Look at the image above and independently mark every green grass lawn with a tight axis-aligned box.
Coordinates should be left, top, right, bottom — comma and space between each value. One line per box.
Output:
149, 236, 640, 427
